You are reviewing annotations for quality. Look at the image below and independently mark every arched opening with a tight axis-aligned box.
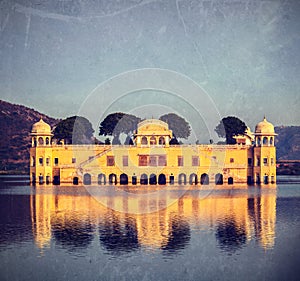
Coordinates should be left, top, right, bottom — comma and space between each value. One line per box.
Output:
120, 173, 128, 185
140, 174, 148, 185
98, 173, 106, 185
169, 175, 175, 185
109, 173, 117, 185
149, 174, 157, 185
200, 173, 209, 185
46, 174, 50, 185
83, 173, 91, 185
159, 136, 165, 145
270, 137, 273, 146
189, 173, 198, 185
150, 136, 156, 145
73, 177, 79, 185
158, 174, 166, 185
271, 175, 275, 184
228, 177, 234, 185
33, 137, 37, 147
132, 175, 137, 185
264, 174, 269, 184
263, 137, 268, 146
257, 137, 261, 146
39, 174, 44, 184
256, 173, 261, 184
141, 136, 148, 145
178, 173, 187, 185
46, 137, 50, 145
38, 137, 44, 146
215, 173, 223, 185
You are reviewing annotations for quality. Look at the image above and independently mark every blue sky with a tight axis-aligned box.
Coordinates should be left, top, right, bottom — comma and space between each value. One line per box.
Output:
1, 0, 300, 131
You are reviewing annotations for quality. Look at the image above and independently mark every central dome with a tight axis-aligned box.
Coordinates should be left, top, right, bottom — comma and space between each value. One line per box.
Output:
255, 117, 275, 134
31, 118, 52, 135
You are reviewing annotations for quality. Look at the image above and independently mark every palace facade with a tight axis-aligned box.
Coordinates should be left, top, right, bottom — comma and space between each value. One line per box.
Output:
29, 117, 277, 186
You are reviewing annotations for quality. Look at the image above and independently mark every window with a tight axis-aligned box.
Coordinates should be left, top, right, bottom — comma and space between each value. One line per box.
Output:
158, 155, 167, 166
107, 156, 115, 166
54, 158, 59, 166
123, 156, 128, 166
263, 158, 268, 166
39, 157, 43, 166
271, 158, 274, 165
192, 156, 199, 166
178, 156, 184, 166
248, 158, 252, 165
230, 158, 234, 163
72, 158, 76, 164
139, 155, 148, 166
45, 137, 50, 145
141, 136, 148, 145
46, 157, 50, 166
257, 157, 260, 166
38, 137, 44, 146
149, 156, 157, 166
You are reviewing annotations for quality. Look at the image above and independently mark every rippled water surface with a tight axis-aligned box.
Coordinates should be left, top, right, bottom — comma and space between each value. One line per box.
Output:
0, 175, 299, 281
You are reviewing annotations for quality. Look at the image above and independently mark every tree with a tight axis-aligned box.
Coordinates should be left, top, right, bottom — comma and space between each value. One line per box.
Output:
215, 116, 247, 144
53, 116, 94, 144
159, 113, 191, 139
99, 112, 141, 144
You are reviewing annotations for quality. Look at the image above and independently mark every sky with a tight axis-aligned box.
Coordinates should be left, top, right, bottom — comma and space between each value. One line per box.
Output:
1, 0, 300, 136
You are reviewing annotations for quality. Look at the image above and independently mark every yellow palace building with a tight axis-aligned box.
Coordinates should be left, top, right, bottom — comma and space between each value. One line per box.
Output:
29, 117, 277, 186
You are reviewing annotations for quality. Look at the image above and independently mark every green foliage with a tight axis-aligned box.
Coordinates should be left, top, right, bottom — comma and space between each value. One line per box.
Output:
159, 113, 191, 139
215, 116, 247, 144
104, 138, 111, 145
99, 112, 141, 144
53, 116, 94, 144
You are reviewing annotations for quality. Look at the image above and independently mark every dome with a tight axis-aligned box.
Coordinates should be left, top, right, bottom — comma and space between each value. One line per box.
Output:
255, 117, 275, 134
31, 118, 52, 135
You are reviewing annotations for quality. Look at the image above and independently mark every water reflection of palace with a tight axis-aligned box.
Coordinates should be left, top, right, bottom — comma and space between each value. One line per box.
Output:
30, 188, 276, 253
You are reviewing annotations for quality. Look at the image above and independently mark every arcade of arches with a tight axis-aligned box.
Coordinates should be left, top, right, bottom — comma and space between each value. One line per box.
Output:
80, 172, 234, 186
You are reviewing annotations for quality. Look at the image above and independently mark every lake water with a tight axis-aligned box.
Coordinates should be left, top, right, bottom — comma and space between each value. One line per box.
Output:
0, 175, 299, 281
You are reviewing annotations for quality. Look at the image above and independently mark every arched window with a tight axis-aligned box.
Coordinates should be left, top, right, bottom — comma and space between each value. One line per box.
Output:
39, 174, 44, 184
141, 136, 148, 145
140, 174, 148, 185
228, 177, 234, 185
158, 174, 166, 185
200, 173, 209, 185
159, 136, 165, 145
46, 137, 50, 145
120, 173, 128, 185
33, 138, 37, 147
109, 173, 117, 185
73, 177, 79, 185
189, 173, 198, 185
98, 174, 106, 185
83, 173, 91, 185
215, 173, 223, 185
46, 174, 50, 185
38, 137, 44, 146
257, 137, 261, 146
263, 137, 268, 146
178, 173, 187, 185
149, 174, 157, 185
270, 137, 273, 146
150, 136, 156, 145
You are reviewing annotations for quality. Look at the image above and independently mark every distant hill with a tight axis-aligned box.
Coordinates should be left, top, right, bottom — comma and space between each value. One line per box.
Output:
0, 99, 299, 173
0, 100, 59, 173
275, 126, 300, 160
